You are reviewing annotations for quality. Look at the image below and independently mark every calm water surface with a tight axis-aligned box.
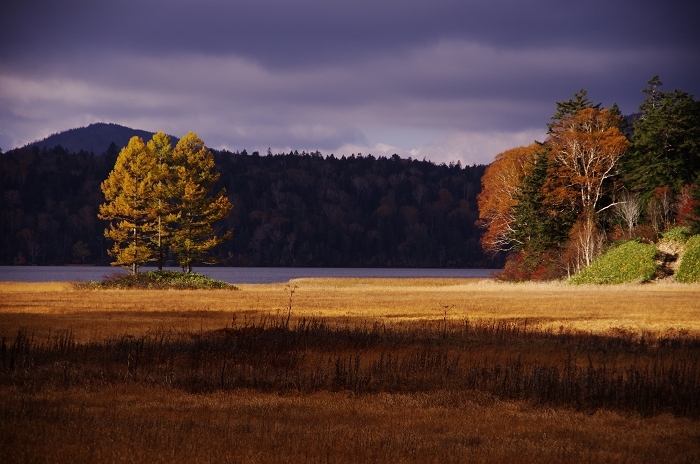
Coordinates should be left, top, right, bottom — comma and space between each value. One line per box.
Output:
0, 266, 498, 284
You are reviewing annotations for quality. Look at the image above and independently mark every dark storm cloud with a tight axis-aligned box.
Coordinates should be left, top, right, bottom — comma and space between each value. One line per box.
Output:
1, 0, 698, 164
3, 0, 699, 67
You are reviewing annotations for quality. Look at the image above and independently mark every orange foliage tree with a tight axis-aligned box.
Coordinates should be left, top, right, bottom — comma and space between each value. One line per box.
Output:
548, 108, 629, 268
477, 144, 540, 253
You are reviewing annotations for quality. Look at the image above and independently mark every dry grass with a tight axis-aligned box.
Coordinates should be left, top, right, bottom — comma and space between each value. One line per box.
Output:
3, 386, 699, 463
1, 278, 700, 463
1, 279, 699, 341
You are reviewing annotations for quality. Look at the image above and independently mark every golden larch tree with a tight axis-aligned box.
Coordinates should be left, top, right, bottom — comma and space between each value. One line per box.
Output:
146, 132, 177, 270
169, 132, 232, 272
98, 136, 159, 274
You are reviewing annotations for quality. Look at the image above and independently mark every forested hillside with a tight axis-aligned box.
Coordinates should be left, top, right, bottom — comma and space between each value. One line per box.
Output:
25, 123, 177, 156
0, 144, 496, 268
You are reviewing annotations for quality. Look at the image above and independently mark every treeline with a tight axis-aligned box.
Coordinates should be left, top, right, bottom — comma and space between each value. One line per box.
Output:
0, 143, 495, 268
213, 150, 489, 267
0, 145, 119, 266
478, 77, 700, 280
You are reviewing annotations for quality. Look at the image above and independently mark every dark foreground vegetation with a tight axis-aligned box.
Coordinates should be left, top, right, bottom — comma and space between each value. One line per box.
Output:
3, 308, 700, 463
3, 317, 698, 418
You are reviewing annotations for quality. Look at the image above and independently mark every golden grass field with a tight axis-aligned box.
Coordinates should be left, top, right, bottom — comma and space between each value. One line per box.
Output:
2, 278, 700, 463
1, 278, 699, 341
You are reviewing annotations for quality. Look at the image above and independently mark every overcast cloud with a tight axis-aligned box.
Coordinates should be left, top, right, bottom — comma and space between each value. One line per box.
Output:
1, 0, 698, 165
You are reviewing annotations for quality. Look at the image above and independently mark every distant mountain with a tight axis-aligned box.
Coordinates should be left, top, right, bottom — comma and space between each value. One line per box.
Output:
24, 123, 177, 155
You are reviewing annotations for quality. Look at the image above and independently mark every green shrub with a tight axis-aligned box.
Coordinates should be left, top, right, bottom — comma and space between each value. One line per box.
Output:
675, 236, 700, 283
569, 240, 658, 285
660, 226, 691, 244
76, 270, 237, 290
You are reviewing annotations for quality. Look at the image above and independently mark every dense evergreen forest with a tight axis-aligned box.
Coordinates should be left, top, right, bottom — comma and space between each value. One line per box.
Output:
0, 144, 496, 268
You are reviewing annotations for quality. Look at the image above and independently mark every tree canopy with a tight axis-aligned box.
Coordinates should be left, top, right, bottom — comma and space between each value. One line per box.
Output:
624, 77, 700, 193
478, 80, 698, 280
0, 143, 493, 268
98, 132, 232, 273
168, 133, 232, 272
98, 136, 160, 274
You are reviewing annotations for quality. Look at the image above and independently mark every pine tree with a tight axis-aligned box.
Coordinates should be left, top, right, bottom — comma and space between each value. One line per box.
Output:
511, 148, 573, 252
639, 75, 664, 113
547, 89, 601, 132
98, 136, 158, 274
169, 133, 232, 272
624, 77, 700, 193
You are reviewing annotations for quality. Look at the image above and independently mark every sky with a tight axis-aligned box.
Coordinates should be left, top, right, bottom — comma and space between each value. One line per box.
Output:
1, 0, 699, 166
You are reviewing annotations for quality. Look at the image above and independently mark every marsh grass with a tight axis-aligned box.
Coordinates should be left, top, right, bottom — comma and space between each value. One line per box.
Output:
2, 317, 700, 463
3, 386, 699, 464
3, 316, 699, 417
2, 279, 700, 462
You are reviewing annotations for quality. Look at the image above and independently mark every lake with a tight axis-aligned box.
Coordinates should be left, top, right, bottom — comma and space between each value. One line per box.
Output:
0, 266, 498, 284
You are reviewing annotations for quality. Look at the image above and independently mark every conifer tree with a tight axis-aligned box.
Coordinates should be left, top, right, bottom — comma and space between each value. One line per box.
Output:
98, 136, 158, 274
511, 148, 574, 252
146, 132, 176, 270
547, 89, 601, 132
169, 133, 232, 272
624, 77, 700, 193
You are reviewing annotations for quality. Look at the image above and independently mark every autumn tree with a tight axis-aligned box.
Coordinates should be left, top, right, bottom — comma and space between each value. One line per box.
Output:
99, 136, 158, 274
477, 144, 540, 253
688, 176, 700, 235
146, 132, 176, 270
169, 133, 232, 272
548, 108, 629, 267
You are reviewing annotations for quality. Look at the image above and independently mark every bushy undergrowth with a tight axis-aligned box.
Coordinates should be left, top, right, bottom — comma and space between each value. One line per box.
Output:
497, 249, 564, 281
75, 270, 237, 290
3, 317, 699, 418
660, 226, 692, 244
569, 240, 657, 284
675, 235, 700, 283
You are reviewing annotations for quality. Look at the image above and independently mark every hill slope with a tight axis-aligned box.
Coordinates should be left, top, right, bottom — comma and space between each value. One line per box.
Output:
25, 123, 177, 155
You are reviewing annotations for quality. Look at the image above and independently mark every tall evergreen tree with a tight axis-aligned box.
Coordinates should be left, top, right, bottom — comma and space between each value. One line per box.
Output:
169, 133, 232, 272
547, 89, 601, 132
511, 148, 573, 252
98, 136, 158, 274
624, 77, 700, 193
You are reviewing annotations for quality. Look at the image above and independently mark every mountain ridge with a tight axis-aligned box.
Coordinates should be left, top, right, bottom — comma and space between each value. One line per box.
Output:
24, 123, 178, 155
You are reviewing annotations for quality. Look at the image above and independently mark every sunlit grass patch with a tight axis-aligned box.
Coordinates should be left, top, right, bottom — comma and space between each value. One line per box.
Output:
569, 240, 658, 285
676, 235, 700, 283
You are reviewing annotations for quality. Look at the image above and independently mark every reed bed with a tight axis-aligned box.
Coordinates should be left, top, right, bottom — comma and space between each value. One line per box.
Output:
2, 279, 700, 462
3, 316, 699, 418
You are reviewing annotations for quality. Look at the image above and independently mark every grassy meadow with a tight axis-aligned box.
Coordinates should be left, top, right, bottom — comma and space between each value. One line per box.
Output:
2, 278, 700, 463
